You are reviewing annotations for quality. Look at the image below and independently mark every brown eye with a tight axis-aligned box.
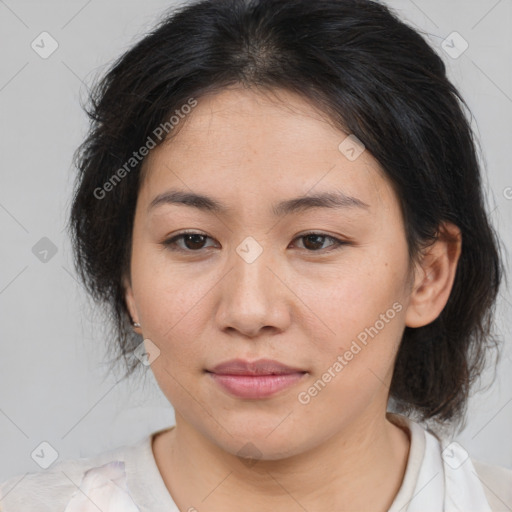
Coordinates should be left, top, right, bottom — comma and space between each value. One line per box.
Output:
182, 234, 208, 250
163, 231, 347, 254
163, 232, 217, 252
293, 233, 346, 252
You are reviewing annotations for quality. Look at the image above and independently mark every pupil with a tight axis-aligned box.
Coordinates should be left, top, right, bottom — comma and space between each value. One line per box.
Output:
184, 234, 206, 250
304, 235, 324, 250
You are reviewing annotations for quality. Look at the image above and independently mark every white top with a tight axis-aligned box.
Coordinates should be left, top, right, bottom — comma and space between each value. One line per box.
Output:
1, 413, 511, 511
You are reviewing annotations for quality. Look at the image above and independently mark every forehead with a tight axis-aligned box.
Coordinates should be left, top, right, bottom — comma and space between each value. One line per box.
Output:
139, 87, 398, 217
155, 86, 358, 158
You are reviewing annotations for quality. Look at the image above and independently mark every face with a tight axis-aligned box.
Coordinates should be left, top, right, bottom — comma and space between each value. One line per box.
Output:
125, 86, 416, 460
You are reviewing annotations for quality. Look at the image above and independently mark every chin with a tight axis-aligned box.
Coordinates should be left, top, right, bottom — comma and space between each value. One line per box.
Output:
204, 420, 310, 463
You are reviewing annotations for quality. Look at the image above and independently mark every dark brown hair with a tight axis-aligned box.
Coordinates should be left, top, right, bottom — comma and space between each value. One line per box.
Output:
68, 0, 504, 432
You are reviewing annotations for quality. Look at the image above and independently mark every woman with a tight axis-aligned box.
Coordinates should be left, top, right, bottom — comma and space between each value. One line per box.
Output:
1, 0, 510, 510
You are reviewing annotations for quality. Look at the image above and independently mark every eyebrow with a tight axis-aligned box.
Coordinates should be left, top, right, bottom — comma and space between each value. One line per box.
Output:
147, 189, 370, 216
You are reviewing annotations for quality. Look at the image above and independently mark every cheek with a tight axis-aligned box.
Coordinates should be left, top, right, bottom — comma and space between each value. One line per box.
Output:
130, 248, 215, 358
296, 276, 406, 416
301, 255, 407, 372
307, 256, 403, 328
131, 243, 181, 307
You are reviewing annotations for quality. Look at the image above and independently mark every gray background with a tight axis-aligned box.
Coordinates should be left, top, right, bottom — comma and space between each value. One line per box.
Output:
1, 0, 511, 481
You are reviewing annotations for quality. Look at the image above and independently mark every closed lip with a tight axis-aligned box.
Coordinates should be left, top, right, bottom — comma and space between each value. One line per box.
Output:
207, 358, 306, 376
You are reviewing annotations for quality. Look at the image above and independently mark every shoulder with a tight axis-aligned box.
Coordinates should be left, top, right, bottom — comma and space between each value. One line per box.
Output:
471, 458, 512, 512
0, 459, 87, 512
0, 442, 139, 512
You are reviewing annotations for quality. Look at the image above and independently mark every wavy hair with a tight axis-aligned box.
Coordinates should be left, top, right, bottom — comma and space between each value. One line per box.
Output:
68, 0, 505, 432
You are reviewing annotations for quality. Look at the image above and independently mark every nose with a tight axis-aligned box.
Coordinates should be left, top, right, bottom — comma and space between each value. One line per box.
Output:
214, 244, 292, 338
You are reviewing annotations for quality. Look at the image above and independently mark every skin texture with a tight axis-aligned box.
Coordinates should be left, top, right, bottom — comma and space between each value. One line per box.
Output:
124, 86, 461, 511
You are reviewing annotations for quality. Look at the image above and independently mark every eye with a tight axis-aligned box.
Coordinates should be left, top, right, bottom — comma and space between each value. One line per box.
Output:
291, 232, 347, 252
163, 232, 217, 252
162, 231, 348, 253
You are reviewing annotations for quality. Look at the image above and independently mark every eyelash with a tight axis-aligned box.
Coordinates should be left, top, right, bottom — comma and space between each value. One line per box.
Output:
162, 231, 348, 254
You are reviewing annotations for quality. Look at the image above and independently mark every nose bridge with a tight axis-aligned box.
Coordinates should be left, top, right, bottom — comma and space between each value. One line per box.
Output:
215, 236, 290, 335
231, 235, 276, 304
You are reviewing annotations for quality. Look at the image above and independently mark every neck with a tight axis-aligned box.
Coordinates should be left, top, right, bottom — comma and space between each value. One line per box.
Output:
153, 409, 410, 511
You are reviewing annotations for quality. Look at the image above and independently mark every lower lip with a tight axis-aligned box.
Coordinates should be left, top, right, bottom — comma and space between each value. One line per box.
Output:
208, 372, 306, 399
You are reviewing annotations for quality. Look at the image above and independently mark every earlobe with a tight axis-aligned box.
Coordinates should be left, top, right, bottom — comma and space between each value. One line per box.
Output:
405, 222, 462, 328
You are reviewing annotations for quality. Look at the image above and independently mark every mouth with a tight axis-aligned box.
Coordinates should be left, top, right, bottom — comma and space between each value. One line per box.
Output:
205, 358, 308, 399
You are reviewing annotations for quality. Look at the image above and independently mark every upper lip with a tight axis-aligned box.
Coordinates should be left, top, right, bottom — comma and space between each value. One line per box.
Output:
208, 358, 306, 376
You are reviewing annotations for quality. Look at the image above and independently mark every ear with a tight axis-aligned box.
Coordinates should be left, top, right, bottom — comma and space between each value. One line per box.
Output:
123, 274, 142, 333
405, 222, 462, 328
